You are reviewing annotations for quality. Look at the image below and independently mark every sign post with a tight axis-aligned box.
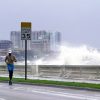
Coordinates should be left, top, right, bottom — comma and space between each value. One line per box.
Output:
21, 22, 31, 80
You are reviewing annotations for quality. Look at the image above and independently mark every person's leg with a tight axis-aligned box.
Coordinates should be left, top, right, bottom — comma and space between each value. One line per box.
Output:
8, 64, 14, 85
9, 70, 11, 80
10, 64, 14, 80
10, 70, 13, 80
9, 70, 13, 85
9, 70, 11, 85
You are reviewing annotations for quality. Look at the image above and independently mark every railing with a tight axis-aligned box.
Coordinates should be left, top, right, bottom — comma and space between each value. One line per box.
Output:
0, 65, 100, 80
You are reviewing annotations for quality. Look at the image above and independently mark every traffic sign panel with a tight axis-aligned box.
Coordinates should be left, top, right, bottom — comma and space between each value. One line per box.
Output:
21, 22, 31, 40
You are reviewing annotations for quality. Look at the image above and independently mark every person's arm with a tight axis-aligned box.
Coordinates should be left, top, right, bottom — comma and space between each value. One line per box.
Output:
5, 56, 8, 64
5, 56, 7, 62
13, 56, 17, 62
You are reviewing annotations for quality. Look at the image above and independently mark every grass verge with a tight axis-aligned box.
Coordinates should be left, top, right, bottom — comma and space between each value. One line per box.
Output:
0, 77, 100, 90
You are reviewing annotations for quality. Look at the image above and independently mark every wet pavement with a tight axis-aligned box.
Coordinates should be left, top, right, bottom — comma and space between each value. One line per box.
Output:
0, 83, 100, 100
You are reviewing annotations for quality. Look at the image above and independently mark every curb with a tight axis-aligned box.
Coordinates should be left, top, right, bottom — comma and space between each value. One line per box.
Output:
12, 81, 100, 92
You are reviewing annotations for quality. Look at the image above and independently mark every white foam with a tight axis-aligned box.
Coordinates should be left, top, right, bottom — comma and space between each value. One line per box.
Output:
34, 45, 100, 65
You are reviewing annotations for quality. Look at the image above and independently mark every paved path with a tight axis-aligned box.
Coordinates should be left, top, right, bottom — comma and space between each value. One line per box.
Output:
0, 83, 100, 100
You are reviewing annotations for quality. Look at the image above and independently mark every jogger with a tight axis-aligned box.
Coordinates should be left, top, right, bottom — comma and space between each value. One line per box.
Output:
5, 50, 17, 85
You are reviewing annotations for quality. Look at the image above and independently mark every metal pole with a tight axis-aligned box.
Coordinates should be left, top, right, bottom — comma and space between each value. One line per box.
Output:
25, 40, 27, 80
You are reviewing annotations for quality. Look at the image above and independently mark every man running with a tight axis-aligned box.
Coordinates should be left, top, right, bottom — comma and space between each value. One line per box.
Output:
5, 50, 17, 85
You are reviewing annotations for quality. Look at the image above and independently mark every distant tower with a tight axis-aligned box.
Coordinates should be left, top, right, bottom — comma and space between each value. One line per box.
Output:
10, 31, 31, 50
10, 31, 21, 49
50, 32, 61, 52
31, 31, 50, 56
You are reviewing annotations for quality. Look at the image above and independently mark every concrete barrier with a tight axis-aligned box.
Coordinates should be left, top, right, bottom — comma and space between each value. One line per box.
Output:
0, 65, 100, 80
0, 64, 33, 76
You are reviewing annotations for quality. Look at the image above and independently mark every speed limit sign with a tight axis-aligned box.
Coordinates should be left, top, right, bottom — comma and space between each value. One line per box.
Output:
21, 22, 31, 40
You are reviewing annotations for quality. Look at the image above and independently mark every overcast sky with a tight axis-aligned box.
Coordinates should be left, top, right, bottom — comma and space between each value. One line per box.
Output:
0, 0, 100, 48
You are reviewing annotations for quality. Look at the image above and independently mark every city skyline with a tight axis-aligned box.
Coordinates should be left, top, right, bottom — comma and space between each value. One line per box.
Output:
0, 0, 100, 48
10, 31, 61, 51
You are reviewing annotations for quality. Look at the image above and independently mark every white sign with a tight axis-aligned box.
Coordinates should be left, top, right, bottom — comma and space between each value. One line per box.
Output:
21, 22, 31, 40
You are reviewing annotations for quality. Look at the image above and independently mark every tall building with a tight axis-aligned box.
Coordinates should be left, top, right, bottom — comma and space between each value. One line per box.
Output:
11, 31, 21, 49
31, 31, 50, 56
50, 32, 61, 52
11, 31, 31, 50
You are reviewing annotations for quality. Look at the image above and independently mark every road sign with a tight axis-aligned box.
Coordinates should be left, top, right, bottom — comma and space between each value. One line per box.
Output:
21, 22, 31, 40
21, 22, 32, 80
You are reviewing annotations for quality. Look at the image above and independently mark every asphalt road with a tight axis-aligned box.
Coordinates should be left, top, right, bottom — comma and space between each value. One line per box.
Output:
0, 83, 100, 100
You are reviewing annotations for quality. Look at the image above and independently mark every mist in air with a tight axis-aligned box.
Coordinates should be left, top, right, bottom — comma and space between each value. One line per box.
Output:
35, 44, 100, 65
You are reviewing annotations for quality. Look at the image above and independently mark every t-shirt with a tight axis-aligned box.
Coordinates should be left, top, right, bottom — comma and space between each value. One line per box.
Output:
5, 55, 16, 64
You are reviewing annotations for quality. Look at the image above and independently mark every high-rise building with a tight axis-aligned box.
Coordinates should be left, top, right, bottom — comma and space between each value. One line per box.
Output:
11, 31, 21, 49
50, 32, 61, 52
31, 31, 50, 56
11, 31, 31, 50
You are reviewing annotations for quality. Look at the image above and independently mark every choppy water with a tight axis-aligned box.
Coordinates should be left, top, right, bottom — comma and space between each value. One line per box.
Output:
35, 45, 100, 65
